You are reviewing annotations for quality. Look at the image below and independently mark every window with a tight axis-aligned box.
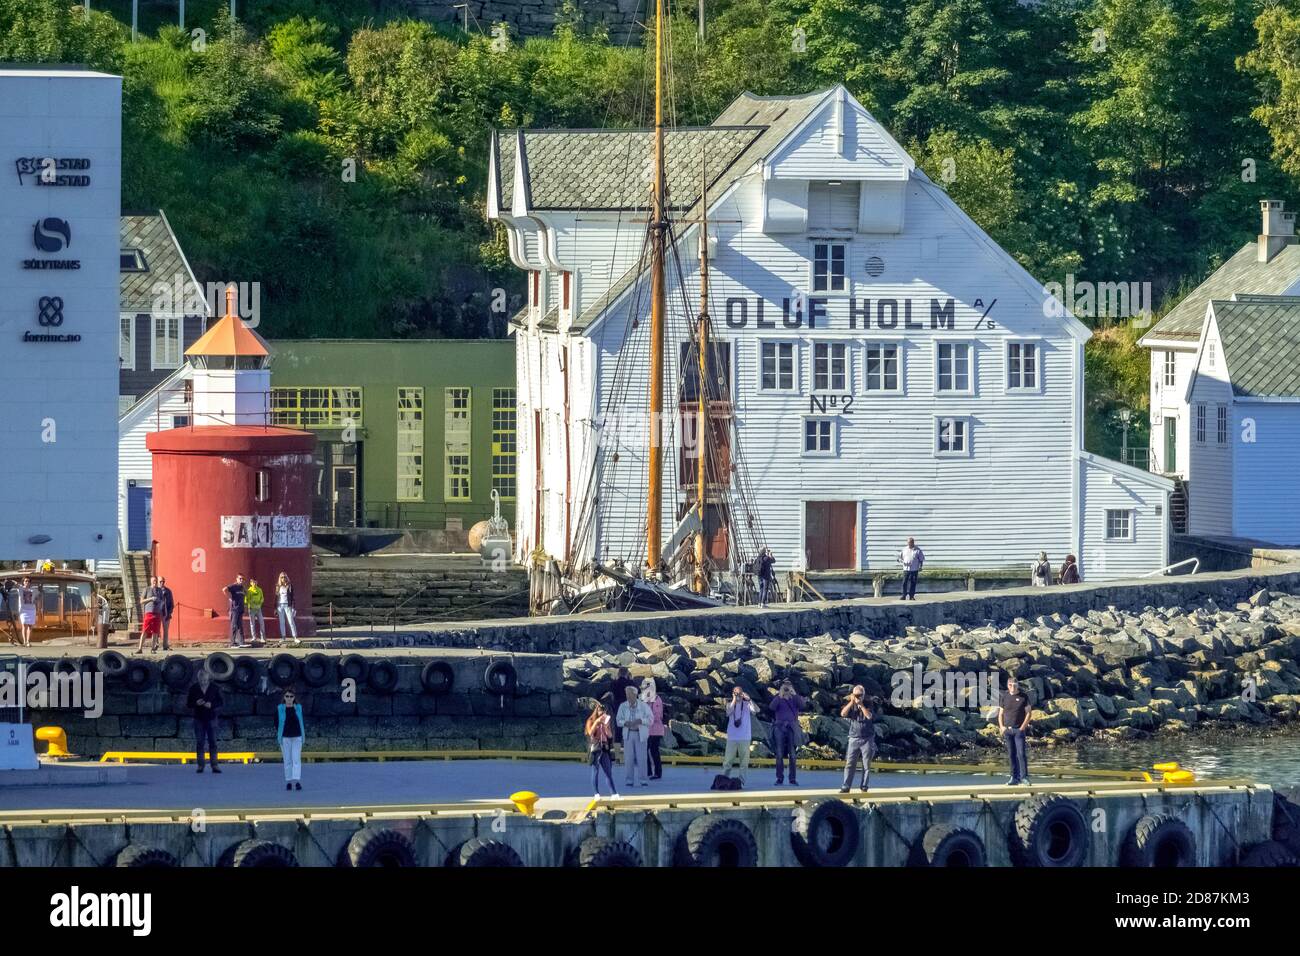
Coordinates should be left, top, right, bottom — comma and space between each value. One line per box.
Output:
935, 416, 969, 456
397, 387, 424, 501
865, 342, 900, 392
492, 387, 517, 500
1217, 405, 1228, 444
1105, 508, 1133, 541
803, 418, 835, 456
812, 342, 847, 391
445, 387, 471, 501
760, 342, 795, 390
812, 242, 847, 293
254, 470, 271, 503
1196, 403, 1206, 443
120, 248, 147, 272
1007, 341, 1037, 390
271, 387, 363, 428
152, 315, 181, 369
119, 314, 135, 370
936, 342, 972, 393
171, 415, 190, 429
1163, 351, 1176, 388
1207, 340, 1216, 370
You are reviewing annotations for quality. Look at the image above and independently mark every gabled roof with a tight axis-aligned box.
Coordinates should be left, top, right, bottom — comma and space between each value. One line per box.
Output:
120, 211, 210, 316
1141, 241, 1300, 345
1207, 297, 1300, 398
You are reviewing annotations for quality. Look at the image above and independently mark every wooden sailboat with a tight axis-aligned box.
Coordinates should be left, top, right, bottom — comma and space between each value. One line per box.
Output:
545, 0, 761, 615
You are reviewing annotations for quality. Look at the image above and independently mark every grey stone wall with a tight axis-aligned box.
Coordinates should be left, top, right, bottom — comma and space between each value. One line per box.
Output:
406, 0, 643, 39
312, 563, 529, 627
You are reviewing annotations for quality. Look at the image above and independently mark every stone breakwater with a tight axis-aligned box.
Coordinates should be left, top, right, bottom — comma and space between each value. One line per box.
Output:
562, 588, 1300, 761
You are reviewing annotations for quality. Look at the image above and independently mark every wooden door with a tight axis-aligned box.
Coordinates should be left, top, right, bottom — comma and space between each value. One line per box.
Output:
805, 501, 856, 570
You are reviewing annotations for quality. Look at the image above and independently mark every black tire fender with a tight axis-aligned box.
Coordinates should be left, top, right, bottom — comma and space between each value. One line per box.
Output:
160, 654, 194, 690
227, 839, 298, 868
77, 656, 99, 676
366, 659, 399, 694
268, 653, 300, 688
1011, 794, 1089, 867
97, 650, 128, 679
484, 660, 517, 695
337, 653, 369, 684
1122, 813, 1197, 868
677, 815, 759, 867
123, 659, 156, 693
914, 823, 987, 867
453, 838, 524, 868
113, 844, 180, 868
341, 827, 418, 868
205, 652, 235, 682
421, 660, 455, 695
54, 657, 80, 676
300, 653, 332, 688
230, 656, 260, 693
574, 836, 642, 868
791, 799, 860, 867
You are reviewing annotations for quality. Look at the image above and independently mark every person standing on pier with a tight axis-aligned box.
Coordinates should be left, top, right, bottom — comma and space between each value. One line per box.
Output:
245, 577, 266, 646
897, 538, 924, 601
276, 687, 305, 791
1031, 552, 1052, 587
157, 576, 174, 651
136, 576, 162, 654
839, 686, 877, 793
187, 668, 223, 773
756, 547, 777, 607
585, 701, 619, 800
616, 685, 652, 788
770, 680, 804, 786
721, 685, 757, 786
275, 572, 299, 644
223, 574, 247, 648
1059, 554, 1080, 584
998, 676, 1033, 785
641, 677, 666, 780
17, 576, 37, 646
609, 667, 636, 750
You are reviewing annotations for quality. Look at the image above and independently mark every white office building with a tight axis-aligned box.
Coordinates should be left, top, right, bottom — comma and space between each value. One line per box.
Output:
0, 67, 121, 561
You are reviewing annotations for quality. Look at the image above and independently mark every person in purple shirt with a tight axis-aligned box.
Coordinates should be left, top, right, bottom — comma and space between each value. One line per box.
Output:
769, 680, 804, 786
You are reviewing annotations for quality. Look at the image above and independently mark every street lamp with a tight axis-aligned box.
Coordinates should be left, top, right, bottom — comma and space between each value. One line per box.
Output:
1119, 407, 1132, 466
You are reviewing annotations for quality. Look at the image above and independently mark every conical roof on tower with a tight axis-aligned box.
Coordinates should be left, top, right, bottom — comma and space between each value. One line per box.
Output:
186, 286, 269, 357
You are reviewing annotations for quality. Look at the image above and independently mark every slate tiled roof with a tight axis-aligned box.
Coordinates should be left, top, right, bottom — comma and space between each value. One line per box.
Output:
1142, 241, 1300, 343
1211, 298, 1300, 398
119, 211, 209, 315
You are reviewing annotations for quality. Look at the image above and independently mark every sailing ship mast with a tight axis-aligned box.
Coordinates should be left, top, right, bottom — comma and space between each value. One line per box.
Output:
646, 0, 667, 577
694, 164, 710, 594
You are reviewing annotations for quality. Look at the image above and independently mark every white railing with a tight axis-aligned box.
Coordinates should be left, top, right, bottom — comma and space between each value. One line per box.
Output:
1140, 557, 1200, 577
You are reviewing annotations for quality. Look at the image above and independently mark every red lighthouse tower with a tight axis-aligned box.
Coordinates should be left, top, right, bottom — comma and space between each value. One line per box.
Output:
146, 291, 316, 643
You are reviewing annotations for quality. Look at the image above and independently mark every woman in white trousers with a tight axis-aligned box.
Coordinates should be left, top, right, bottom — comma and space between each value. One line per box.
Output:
276, 688, 305, 791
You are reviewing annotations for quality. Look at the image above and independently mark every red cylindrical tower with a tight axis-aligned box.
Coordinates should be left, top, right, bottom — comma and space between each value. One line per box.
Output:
146, 426, 316, 642
144, 288, 317, 643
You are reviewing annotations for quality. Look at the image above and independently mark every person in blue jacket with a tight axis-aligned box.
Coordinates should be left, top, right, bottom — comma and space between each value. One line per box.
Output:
276, 687, 305, 791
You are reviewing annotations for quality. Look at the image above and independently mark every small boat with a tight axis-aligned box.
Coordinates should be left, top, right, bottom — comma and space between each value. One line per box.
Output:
311, 529, 404, 558
0, 567, 99, 644
548, 562, 723, 615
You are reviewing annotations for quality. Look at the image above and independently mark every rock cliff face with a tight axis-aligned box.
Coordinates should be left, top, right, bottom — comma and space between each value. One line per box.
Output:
563, 588, 1300, 760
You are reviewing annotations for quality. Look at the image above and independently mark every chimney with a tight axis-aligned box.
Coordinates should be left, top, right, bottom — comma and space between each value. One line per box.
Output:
1258, 199, 1297, 263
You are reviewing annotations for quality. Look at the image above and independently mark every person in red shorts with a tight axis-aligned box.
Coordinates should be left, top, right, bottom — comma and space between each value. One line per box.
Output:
136, 576, 163, 654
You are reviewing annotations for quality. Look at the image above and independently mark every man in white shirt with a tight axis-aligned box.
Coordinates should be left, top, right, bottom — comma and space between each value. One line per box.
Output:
721, 685, 757, 786
616, 685, 652, 788
897, 537, 924, 601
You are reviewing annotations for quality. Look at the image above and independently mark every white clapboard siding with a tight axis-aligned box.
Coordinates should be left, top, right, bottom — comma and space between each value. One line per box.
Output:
1079, 454, 1169, 579
1187, 322, 1235, 536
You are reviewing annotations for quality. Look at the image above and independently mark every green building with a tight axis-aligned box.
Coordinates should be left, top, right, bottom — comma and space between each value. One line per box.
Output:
268, 340, 516, 531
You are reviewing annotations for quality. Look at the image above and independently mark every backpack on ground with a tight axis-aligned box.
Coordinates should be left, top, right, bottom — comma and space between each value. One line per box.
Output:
710, 774, 742, 791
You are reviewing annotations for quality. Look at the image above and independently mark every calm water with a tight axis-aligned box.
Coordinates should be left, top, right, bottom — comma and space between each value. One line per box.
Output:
954, 727, 1300, 790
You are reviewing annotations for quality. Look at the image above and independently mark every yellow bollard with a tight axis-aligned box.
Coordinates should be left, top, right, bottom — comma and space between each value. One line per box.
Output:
36, 726, 70, 758
509, 790, 540, 815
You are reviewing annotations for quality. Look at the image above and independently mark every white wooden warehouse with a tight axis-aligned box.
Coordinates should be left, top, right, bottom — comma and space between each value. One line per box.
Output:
489, 86, 1172, 581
